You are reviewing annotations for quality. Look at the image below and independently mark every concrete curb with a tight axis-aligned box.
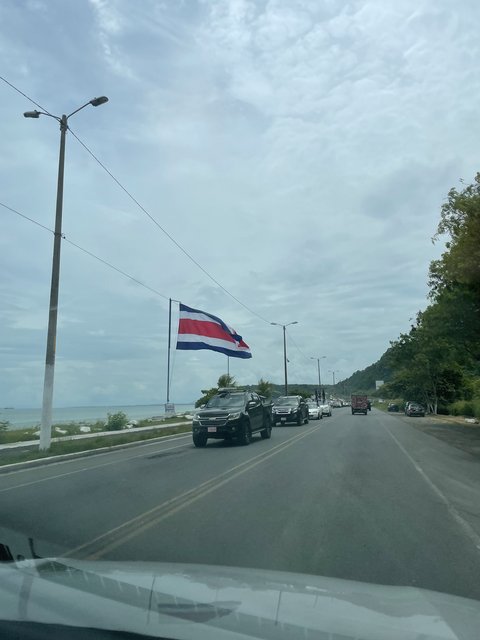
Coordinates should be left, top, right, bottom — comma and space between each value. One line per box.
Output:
0, 421, 189, 451
0, 428, 192, 474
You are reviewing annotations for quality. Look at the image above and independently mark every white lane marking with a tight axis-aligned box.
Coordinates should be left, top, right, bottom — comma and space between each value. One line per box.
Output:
383, 424, 480, 551
0, 437, 192, 493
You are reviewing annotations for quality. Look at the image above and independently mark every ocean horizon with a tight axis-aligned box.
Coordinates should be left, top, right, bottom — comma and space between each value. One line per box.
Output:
0, 403, 196, 430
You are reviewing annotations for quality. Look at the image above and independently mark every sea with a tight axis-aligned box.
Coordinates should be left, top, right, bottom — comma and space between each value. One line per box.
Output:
0, 404, 196, 430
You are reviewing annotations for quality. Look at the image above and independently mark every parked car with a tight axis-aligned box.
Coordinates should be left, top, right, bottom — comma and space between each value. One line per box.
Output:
404, 401, 414, 414
387, 403, 400, 412
307, 400, 323, 420
319, 402, 332, 417
192, 389, 273, 447
272, 396, 309, 426
405, 402, 425, 417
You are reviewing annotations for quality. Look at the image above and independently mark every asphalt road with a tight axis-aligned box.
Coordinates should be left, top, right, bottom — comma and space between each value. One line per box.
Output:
1, 408, 480, 601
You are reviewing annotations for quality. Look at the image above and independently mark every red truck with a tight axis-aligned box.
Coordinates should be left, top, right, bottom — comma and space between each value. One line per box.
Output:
351, 394, 368, 415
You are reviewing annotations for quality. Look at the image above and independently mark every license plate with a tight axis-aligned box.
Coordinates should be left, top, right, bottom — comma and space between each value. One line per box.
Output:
207, 427, 217, 433
281, 417, 286, 422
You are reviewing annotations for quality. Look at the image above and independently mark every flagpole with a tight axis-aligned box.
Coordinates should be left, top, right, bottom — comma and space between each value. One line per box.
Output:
227, 356, 230, 377
166, 297, 172, 403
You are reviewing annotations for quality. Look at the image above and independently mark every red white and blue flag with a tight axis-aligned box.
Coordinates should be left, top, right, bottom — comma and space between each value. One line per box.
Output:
176, 303, 252, 359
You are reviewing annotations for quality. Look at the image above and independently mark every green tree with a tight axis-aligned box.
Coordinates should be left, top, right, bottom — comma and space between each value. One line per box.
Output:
195, 374, 237, 408
289, 387, 311, 399
256, 378, 273, 398
380, 174, 480, 414
386, 309, 467, 413
430, 173, 480, 299
217, 374, 236, 389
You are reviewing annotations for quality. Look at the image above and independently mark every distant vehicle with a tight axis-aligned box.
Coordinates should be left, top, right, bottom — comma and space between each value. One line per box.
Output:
307, 401, 322, 420
405, 402, 426, 417
351, 394, 369, 415
404, 401, 414, 414
192, 389, 273, 447
319, 402, 332, 417
273, 396, 309, 426
388, 403, 400, 412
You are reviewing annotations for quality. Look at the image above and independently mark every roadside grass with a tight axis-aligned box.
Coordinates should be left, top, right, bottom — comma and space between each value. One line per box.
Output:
0, 423, 192, 467
0, 416, 190, 445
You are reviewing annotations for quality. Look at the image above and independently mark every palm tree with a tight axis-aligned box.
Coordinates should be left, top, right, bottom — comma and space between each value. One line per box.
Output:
217, 374, 236, 389
257, 378, 273, 398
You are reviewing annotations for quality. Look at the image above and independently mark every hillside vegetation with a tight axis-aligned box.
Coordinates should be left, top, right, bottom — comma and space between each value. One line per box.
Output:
340, 174, 480, 416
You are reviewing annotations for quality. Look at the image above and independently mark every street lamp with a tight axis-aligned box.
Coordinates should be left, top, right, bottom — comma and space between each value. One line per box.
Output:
310, 355, 326, 389
328, 369, 339, 386
24, 96, 109, 450
271, 321, 298, 395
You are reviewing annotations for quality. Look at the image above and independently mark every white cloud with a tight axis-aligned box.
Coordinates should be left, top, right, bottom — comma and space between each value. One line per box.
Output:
1, 0, 479, 408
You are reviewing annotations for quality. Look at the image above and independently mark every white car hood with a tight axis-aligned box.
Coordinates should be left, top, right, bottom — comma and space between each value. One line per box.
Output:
1, 558, 479, 640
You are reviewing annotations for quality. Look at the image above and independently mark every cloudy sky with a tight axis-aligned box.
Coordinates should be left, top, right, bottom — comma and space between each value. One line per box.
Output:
1, 0, 479, 408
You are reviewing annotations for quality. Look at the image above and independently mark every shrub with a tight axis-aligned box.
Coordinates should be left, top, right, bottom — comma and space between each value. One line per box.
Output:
450, 400, 475, 417
106, 411, 128, 431
0, 421, 9, 443
436, 405, 450, 415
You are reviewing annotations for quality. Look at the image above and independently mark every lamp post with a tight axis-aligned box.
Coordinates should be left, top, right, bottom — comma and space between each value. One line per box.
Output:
310, 355, 326, 389
271, 321, 298, 395
24, 96, 108, 450
328, 369, 340, 386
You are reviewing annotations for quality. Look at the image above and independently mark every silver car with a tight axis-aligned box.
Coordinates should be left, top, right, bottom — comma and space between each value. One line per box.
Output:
307, 401, 322, 420
319, 402, 332, 417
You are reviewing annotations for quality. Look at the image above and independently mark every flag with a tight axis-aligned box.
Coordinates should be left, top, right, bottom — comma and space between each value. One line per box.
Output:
176, 303, 252, 359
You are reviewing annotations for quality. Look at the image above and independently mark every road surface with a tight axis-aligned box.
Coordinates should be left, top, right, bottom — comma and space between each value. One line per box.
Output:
1, 408, 480, 601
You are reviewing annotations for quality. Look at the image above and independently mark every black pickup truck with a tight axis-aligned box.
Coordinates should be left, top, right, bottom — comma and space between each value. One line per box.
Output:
192, 389, 273, 447
272, 395, 309, 426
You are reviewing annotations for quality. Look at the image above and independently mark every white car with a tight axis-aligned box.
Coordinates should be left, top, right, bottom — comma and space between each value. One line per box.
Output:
319, 402, 332, 417
307, 401, 322, 420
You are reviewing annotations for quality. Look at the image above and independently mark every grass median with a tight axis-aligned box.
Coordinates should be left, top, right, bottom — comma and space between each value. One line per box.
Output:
0, 423, 193, 467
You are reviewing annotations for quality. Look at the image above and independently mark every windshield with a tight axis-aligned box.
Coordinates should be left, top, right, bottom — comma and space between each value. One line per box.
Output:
205, 394, 245, 409
1, 1, 480, 635
274, 397, 298, 406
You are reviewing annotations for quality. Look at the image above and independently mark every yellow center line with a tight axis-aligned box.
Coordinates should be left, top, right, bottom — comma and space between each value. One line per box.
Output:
68, 424, 323, 560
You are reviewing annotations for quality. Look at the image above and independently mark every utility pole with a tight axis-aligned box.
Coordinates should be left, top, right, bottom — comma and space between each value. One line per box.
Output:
271, 321, 298, 396
24, 96, 108, 450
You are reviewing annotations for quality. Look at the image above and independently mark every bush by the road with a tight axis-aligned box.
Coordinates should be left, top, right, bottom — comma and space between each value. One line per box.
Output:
450, 399, 480, 419
106, 411, 128, 431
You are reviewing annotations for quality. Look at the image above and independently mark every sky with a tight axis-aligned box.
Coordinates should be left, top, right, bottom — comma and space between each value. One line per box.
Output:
1, 0, 479, 408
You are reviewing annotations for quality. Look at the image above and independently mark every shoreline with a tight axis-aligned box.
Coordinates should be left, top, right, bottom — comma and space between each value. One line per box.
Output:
0, 413, 193, 446
0, 404, 196, 430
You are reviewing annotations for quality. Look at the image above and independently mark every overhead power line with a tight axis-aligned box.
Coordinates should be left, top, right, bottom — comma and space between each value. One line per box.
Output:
286, 329, 311, 362
0, 201, 169, 300
68, 129, 271, 324
0, 74, 53, 116
1, 74, 271, 324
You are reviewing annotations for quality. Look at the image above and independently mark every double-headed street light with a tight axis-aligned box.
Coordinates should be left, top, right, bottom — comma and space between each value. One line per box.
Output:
24, 96, 108, 450
271, 321, 298, 396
